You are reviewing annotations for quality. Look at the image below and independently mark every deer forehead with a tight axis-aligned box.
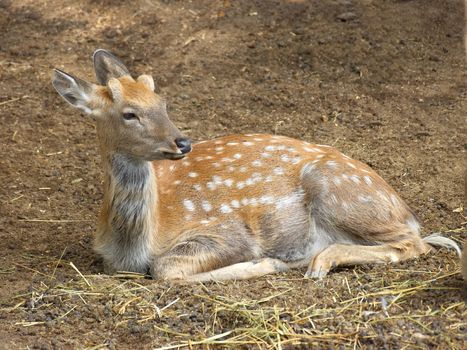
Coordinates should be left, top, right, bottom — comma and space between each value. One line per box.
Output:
103, 76, 162, 108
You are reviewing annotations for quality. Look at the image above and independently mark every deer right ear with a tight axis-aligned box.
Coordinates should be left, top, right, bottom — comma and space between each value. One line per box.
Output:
93, 49, 131, 85
52, 69, 95, 114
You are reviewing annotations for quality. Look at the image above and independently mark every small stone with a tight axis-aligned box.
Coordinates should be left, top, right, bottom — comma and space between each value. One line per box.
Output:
337, 12, 357, 21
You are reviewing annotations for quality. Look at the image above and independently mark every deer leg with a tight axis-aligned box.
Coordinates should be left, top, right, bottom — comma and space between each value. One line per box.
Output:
306, 238, 429, 279
182, 258, 289, 283
151, 233, 277, 282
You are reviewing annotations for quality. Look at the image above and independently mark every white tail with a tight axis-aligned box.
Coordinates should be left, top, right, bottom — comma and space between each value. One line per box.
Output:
422, 233, 461, 257
52, 50, 460, 282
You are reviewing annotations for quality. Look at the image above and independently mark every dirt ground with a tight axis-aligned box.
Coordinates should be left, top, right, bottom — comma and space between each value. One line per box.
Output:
0, 0, 466, 348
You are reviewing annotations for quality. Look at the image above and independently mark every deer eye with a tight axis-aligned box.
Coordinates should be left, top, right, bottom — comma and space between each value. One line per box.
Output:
123, 112, 138, 120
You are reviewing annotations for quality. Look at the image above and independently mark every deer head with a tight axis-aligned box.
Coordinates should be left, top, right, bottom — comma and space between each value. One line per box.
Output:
52, 49, 191, 161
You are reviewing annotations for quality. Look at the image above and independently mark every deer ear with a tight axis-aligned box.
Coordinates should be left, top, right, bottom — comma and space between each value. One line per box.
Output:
107, 78, 124, 103
93, 49, 131, 85
137, 74, 155, 91
52, 69, 95, 114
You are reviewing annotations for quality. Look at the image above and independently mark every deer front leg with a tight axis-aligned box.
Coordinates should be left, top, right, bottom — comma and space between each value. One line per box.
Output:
151, 232, 262, 281
182, 258, 289, 283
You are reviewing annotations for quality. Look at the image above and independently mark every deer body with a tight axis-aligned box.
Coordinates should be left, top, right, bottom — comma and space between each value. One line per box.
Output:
52, 50, 459, 282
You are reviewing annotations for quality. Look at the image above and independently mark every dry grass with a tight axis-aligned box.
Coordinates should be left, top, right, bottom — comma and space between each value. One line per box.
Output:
2, 250, 465, 349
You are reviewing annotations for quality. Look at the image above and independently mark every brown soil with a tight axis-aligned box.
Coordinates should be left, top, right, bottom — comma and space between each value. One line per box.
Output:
0, 0, 466, 349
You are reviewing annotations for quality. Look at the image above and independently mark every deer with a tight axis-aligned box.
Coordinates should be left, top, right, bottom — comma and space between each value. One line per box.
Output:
51, 49, 460, 282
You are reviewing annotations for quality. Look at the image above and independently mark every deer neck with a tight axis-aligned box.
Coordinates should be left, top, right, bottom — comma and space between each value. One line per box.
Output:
97, 153, 158, 273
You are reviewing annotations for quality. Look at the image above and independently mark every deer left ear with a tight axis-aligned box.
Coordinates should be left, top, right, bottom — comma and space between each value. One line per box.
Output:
137, 74, 155, 91
93, 49, 131, 85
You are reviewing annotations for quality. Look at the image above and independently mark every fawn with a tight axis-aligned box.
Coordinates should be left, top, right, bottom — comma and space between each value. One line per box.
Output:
52, 50, 460, 282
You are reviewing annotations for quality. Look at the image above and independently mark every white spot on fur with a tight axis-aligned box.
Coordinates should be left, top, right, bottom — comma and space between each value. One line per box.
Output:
363, 175, 372, 186
390, 194, 399, 206
182, 161, 190, 166
201, 200, 212, 212
188, 172, 198, 178
280, 154, 290, 162
333, 177, 342, 186
252, 160, 263, 167
259, 195, 274, 205
243, 141, 254, 146
200, 220, 210, 225
169, 165, 175, 171
265, 145, 276, 151
214, 140, 223, 145
174, 180, 181, 185
183, 199, 195, 212
254, 138, 263, 141
227, 142, 239, 146
273, 167, 284, 175
305, 147, 323, 153
207, 182, 216, 190
277, 145, 286, 151
220, 203, 233, 214
241, 198, 249, 206
358, 195, 372, 203
347, 162, 356, 169
350, 175, 360, 184
212, 162, 221, 168
291, 156, 302, 165
233, 153, 242, 159
261, 152, 272, 158
222, 157, 234, 163
212, 175, 222, 185
227, 166, 235, 172
193, 184, 202, 191
231, 200, 240, 208
377, 191, 390, 203
265, 175, 273, 182
240, 166, 248, 173
215, 146, 224, 151
224, 179, 234, 187
236, 181, 245, 189
245, 178, 254, 186
327, 160, 338, 169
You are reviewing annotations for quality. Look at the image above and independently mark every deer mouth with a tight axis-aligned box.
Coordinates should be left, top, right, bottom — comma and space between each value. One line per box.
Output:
162, 152, 186, 160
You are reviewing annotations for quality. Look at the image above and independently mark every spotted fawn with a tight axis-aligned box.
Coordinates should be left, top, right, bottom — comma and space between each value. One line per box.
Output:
52, 50, 460, 282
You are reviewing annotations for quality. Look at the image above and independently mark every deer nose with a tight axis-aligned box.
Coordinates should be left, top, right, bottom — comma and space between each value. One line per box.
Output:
175, 137, 192, 154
